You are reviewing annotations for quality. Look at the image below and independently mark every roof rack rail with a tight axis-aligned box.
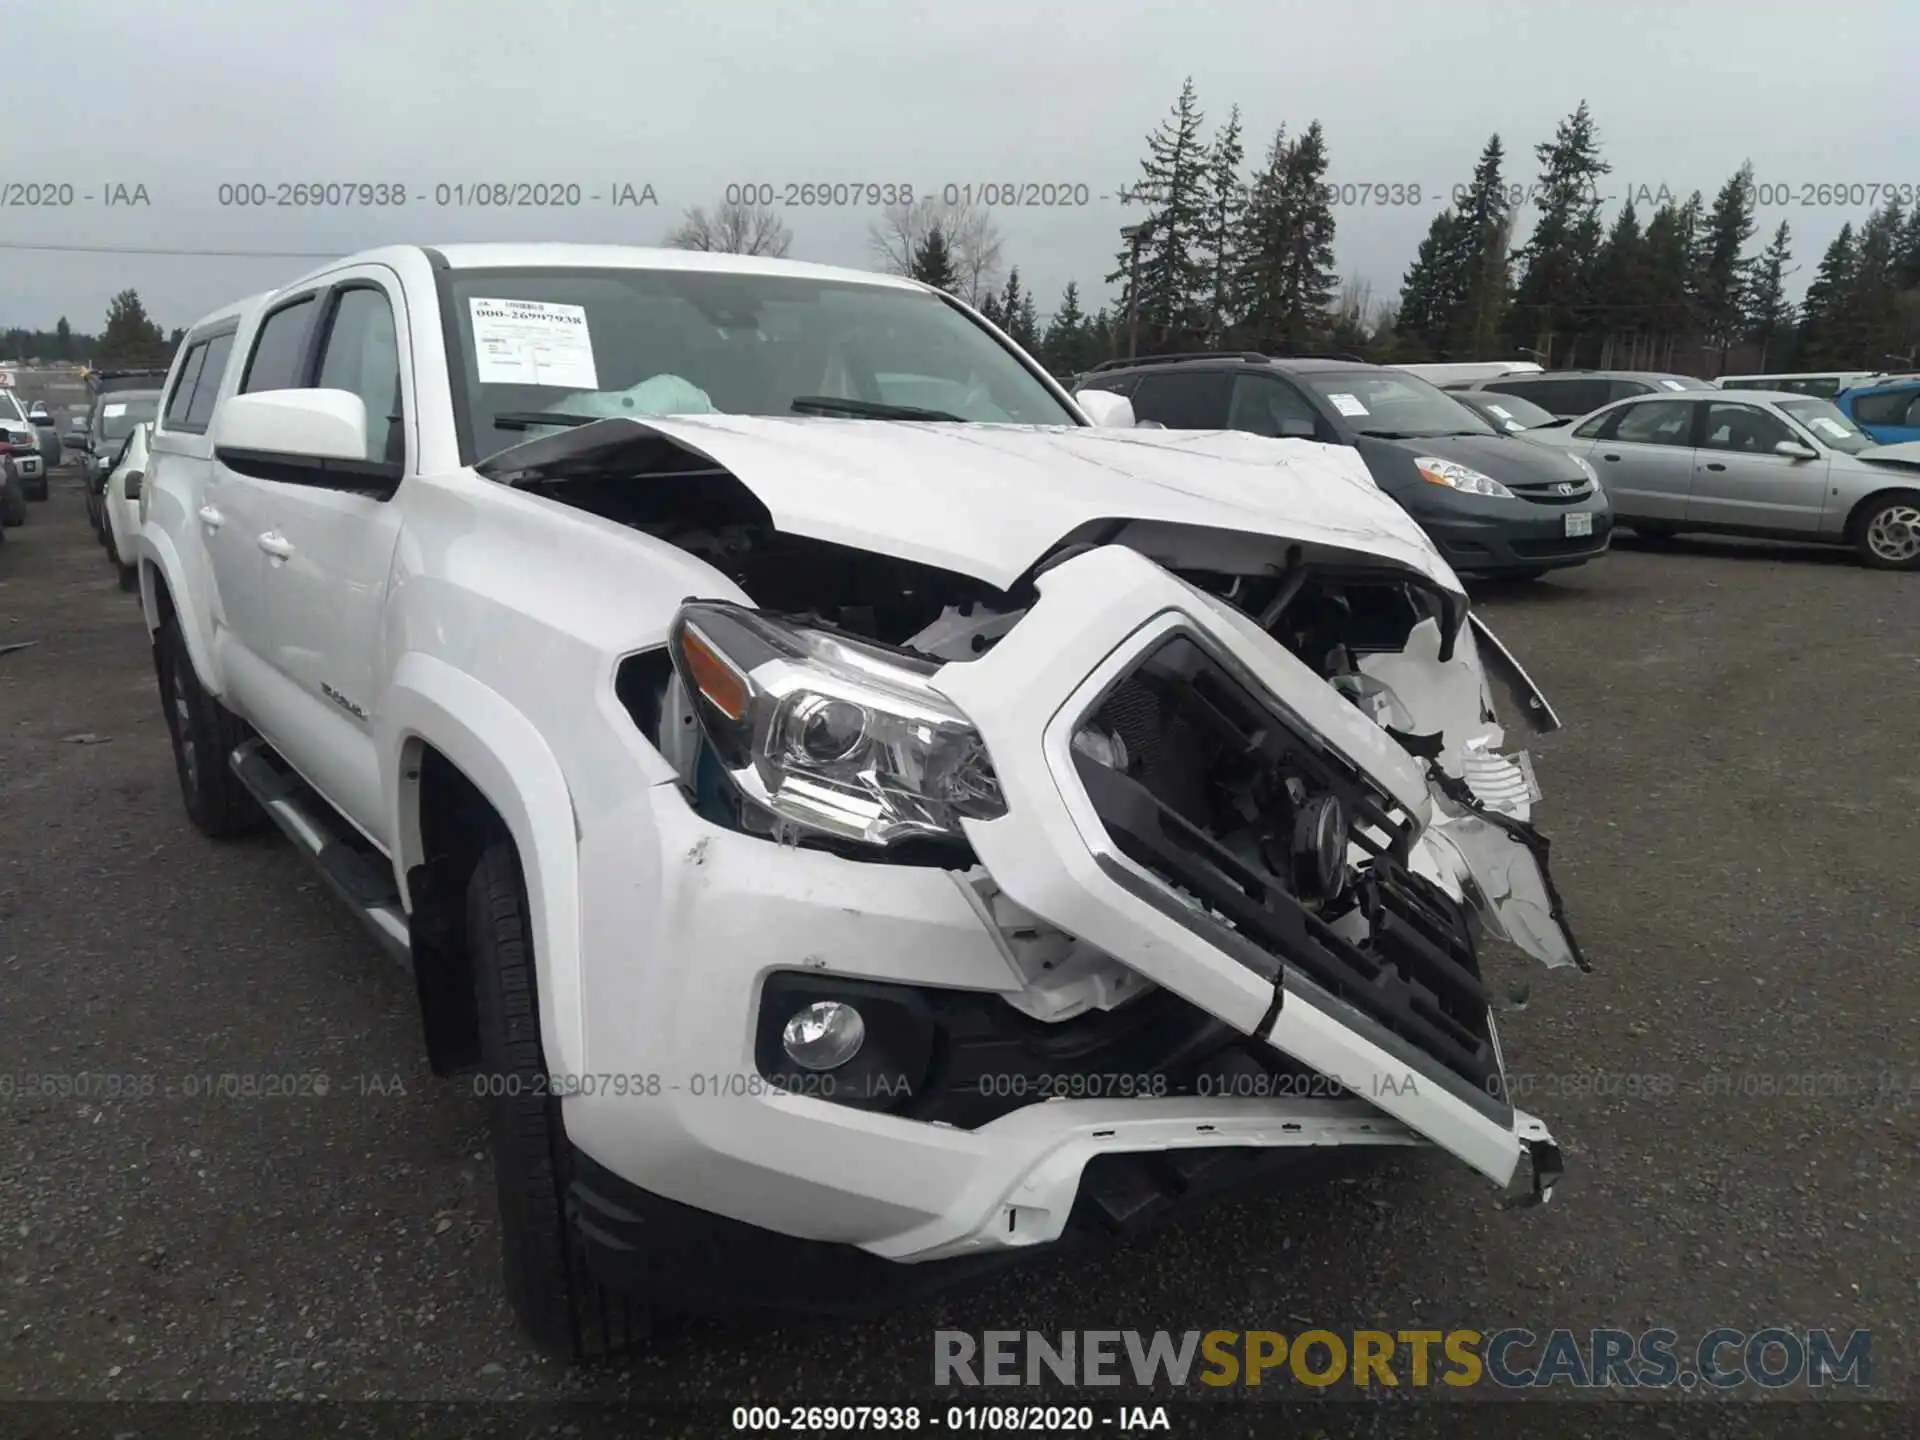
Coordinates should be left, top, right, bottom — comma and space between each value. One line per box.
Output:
1084, 351, 1270, 373
1270, 350, 1369, 363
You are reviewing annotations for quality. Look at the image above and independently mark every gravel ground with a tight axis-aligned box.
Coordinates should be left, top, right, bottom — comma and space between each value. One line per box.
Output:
1, 476, 1915, 1429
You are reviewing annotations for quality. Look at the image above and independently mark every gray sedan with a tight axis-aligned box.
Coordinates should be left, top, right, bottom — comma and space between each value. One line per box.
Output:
1527, 389, 1920, 570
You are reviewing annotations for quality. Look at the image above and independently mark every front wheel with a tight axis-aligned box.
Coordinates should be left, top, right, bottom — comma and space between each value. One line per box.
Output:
153, 616, 267, 838
470, 842, 649, 1360
1856, 494, 1920, 571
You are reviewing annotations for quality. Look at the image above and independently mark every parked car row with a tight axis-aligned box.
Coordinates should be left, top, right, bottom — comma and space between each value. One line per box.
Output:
1079, 353, 1920, 572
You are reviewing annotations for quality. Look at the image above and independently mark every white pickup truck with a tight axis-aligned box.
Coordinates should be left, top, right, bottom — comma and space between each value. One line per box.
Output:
135, 243, 1588, 1358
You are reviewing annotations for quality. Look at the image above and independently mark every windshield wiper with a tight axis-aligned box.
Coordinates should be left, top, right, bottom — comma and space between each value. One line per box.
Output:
1354, 428, 1427, 440
790, 395, 963, 422
493, 412, 602, 431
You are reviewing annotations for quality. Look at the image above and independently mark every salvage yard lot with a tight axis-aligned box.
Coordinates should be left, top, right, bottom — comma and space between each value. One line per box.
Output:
1, 479, 1915, 1409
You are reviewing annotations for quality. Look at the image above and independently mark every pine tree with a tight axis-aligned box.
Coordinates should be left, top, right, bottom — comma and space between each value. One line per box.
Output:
1634, 200, 1699, 370
1795, 223, 1857, 366
1509, 102, 1611, 365
1742, 221, 1795, 371
1591, 202, 1646, 366
1395, 210, 1471, 353
997, 268, 1026, 335
1451, 135, 1512, 358
1695, 164, 1757, 369
1041, 282, 1087, 374
1897, 206, 1920, 289
1199, 104, 1246, 346
98, 288, 167, 366
1013, 291, 1040, 353
1086, 306, 1115, 364
1836, 200, 1906, 366
978, 293, 1004, 326
1108, 78, 1212, 350
54, 316, 72, 361
910, 224, 959, 293
1237, 121, 1338, 351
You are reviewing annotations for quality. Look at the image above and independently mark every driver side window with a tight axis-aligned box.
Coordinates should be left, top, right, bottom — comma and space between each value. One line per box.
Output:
315, 287, 405, 465
1700, 403, 1794, 454
1228, 374, 1322, 439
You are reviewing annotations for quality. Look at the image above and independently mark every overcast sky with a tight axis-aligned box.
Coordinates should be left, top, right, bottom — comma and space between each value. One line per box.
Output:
2, 0, 1913, 334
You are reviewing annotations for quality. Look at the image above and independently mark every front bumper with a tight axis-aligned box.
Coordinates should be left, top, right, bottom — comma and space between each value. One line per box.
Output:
1397, 489, 1613, 574
563, 547, 1571, 1280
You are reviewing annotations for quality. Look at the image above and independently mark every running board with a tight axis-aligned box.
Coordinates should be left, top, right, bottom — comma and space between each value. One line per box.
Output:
230, 738, 412, 970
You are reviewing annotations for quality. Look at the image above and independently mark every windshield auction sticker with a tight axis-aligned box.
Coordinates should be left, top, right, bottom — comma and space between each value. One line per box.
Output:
469, 298, 599, 389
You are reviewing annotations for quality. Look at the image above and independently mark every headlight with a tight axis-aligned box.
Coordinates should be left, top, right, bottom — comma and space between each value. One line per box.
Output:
1569, 454, 1598, 484
669, 601, 1006, 847
1414, 457, 1514, 498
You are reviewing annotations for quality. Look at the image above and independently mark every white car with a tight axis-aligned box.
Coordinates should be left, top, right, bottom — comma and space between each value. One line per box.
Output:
102, 421, 153, 590
136, 243, 1588, 1357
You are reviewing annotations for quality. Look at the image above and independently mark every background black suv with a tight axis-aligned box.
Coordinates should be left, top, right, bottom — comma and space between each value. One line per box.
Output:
1079, 353, 1613, 580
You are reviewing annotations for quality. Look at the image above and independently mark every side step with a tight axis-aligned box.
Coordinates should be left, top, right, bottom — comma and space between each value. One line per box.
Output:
230, 738, 413, 970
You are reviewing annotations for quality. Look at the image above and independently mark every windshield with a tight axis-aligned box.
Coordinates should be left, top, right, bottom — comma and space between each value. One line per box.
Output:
1299, 369, 1497, 439
1461, 391, 1558, 432
99, 394, 161, 441
442, 267, 1078, 462
1779, 397, 1875, 454
0, 392, 25, 424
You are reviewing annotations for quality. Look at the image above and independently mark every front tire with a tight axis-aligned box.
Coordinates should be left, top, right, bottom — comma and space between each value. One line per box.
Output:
1856, 494, 1920, 571
153, 616, 267, 838
470, 842, 647, 1360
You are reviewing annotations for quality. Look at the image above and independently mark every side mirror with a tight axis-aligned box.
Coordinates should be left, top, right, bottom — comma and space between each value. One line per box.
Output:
1774, 440, 1818, 460
1074, 389, 1137, 428
214, 389, 370, 465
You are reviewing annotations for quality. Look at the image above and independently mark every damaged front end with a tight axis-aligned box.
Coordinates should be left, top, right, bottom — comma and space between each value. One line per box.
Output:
635, 542, 1580, 1210
520, 420, 1585, 1210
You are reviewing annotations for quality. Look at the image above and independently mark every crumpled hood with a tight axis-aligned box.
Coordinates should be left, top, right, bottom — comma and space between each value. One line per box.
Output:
479, 416, 1462, 594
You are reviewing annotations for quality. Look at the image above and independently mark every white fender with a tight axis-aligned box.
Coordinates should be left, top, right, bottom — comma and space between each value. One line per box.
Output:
380, 652, 585, 1079
136, 526, 226, 700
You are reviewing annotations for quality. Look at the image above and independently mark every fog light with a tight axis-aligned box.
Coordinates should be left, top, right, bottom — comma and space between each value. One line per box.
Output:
780, 1000, 866, 1071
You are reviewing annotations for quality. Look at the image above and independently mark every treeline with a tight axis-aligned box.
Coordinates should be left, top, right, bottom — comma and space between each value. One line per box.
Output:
980, 83, 1920, 378
4, 290, 183, 367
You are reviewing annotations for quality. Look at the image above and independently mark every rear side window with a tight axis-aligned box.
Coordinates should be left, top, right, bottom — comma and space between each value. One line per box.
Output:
1129, 370, 1232, 428
1851, 388, 1920, 426
1612, 399, 1697, 446
242, 297, 318, 393
1608, 380, 1656, 402
184, 333, 235, 429
163, 344, 208, 426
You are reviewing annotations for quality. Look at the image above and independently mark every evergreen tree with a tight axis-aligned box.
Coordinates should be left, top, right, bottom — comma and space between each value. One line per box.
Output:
1695, 164, 1757, 369
997, 268, 1026, 337
1836, 200, 1906, 366
1795, 223, 1857, 366
1041, 282, 1087, 374
1013, 291, 1040, 353
1742, 221, 1795, 370
1896, 206, 1920, 289
978, 292, 1004, 326
1451, 134, 1512, 358
1395, 210, 1471, 353
1591, 201, 1647, 366
98, 288, 167, 365
1636, 200, 1698, 370
1199, 104, 1246, 346
1107, 77, 1212, 350
54, 317, 72, 361
1237, 120, 1338, 351
1086, 305, 1115, 364
1509, 101, 1610, 365
910, 224, 959, 293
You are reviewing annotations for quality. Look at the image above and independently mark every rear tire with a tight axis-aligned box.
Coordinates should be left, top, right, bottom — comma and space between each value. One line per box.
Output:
470, 842, 649, 1360
1854, 493, 1920, 571
154, 616, 267, 839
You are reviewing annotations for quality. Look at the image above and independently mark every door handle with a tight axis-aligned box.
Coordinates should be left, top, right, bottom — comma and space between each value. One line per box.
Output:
197, 504, 223, 531
1704, 462, 1727, 472
257, 532, 293, 560
1601, 453, 1621, 462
